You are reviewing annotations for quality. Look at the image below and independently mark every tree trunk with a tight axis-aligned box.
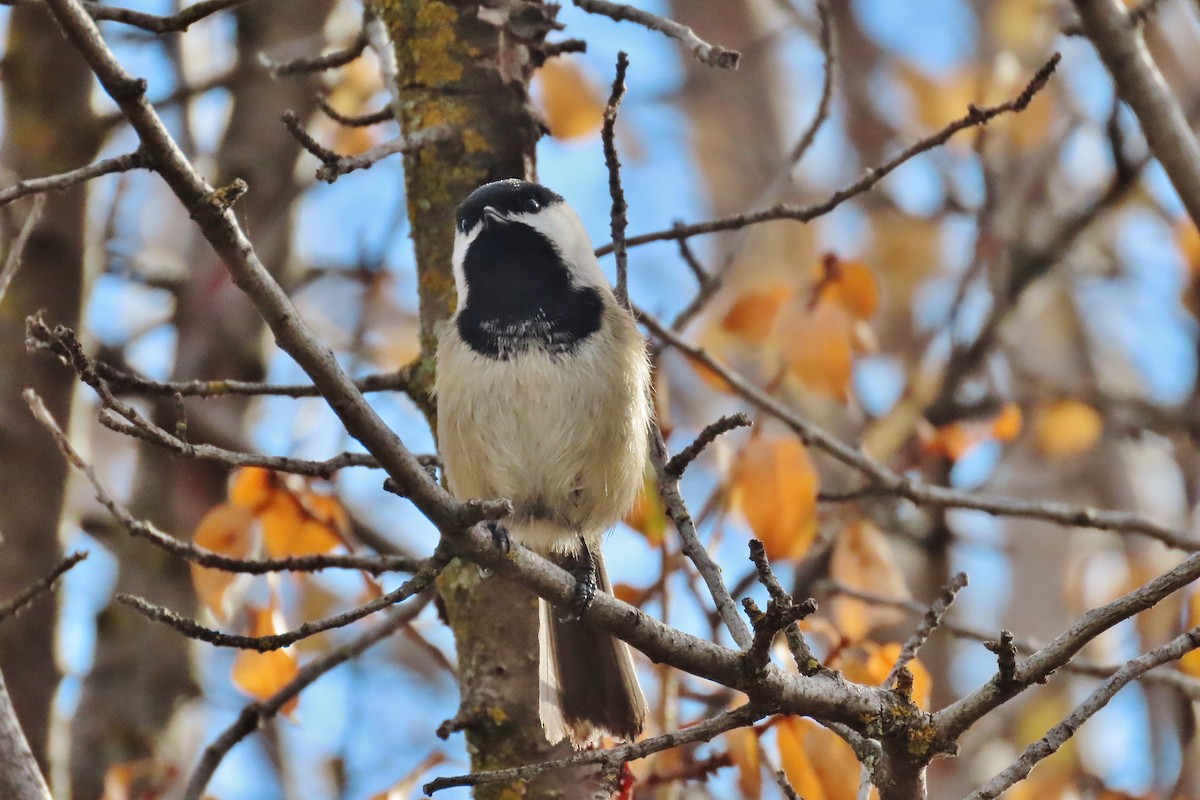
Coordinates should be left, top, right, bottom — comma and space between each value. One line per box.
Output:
369, 2, 603, 795
0, 6, 101, 775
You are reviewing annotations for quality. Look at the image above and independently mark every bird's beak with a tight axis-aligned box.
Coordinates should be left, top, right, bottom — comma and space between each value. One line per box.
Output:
482, 206, 507, 228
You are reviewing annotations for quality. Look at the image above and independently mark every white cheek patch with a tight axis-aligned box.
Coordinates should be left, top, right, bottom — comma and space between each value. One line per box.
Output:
518, 208, 609, 292
451, 223, 482, 310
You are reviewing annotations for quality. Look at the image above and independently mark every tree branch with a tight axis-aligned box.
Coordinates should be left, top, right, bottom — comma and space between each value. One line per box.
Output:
597, 53, 1060, 255
0, 551, 88, 626
964, 627, 1200, 799
572, 0, 740, 69
1071, 0, 1200, 230
0, 150, 146, 207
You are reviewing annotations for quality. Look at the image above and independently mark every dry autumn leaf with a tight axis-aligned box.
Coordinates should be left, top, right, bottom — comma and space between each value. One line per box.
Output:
1034, 399, 1103, 457
1176, 220, 1200, 318
829, 521, 911, 642
1181, 592, 1200, 677
731, 432, 819, 560
811, 255, 880, 320
232, 606, 300, 717
777, 717, 874, 800
191, 502, 257, 622
260, 490, 342, 558
535, 57, 606, 140
624, 472, 667, 546
779, 293, 857, 402
721, 286, 794, 342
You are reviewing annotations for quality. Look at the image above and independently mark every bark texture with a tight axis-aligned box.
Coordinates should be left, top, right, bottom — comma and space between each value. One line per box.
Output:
0, 6, 101, 773
368, 1, 600, 795
0, 669, 51, 800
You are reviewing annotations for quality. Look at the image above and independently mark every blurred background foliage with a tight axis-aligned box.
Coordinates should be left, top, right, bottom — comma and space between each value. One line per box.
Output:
4, 0, 1200, 798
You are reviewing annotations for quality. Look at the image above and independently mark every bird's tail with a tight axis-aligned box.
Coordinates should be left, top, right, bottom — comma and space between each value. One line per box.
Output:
538, 549, 647, 748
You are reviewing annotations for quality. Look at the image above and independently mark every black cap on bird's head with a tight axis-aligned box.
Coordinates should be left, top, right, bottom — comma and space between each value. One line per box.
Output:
455, 179, 564, 234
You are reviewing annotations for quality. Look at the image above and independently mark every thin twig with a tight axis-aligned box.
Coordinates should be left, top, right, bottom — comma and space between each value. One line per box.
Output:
984, 631, 1019, 687
181, 595, 430, 800
665, 413, 752, 478
262, 29, 369, 76
785, 0, 835, 167
118, 552, 448, 651
640, 311, 1200, 552
603, 52, 631, 308
0, 551, 88, 626
883, 572, 968, 689
0, 150, 146, 207
748, 540, 821, 674
650, 427, 754, 650
597, 53, 1061, 256
0, 195, 45, 305
424, 704, 765, 793
318, 98, 394, 127
964, 627, 1200, 800
25, 388, 422, 576
317, 126, 455, 183
572, 0, 739, 69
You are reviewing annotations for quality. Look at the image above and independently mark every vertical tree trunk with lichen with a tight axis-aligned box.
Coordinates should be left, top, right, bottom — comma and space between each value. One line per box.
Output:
369, 2, 604, 796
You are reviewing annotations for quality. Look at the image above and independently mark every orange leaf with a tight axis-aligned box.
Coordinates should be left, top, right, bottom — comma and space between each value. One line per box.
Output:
1035, 399, 1103, 457
229, 467, 277, 511
722, 286, 793, 342
779, 294, 856, 401
812, 255, 879, 320
232, 607, 299, 717
838, 643, 932, 710
777, 717, 873, 800
624, 473, 667, 546
829, 521, 910, 642
991, 403, 1023, 441
725, 724, 762, 799
536, 58, 605, 140
1181, 592, 1200, 678
191, 503, 256, 622
732, 432, 819, 560
261, 493, 341, 558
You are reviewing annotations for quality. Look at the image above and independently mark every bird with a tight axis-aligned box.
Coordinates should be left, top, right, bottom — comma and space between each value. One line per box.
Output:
435, 178, 650, 748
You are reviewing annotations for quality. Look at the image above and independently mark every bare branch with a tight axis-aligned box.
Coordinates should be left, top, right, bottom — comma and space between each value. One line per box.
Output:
640, 312, 1200, 552
424, 704, 765, 793
318, 98, 394, 127
935, 548, 1200, 741
0, 551, 88, 626
965, 627, 1200, 800
1072, 0, 1200, 229
597, 53, 1060, 255
262, 28, 369, 76
603, 51, 632, 307
785, 0, 835, 167
665, 413, 752, 479
0, 150, 146, 208
181, 595, 431, 800
118, 552, 447, 651
0, 669, 50, 800
0, 0, 258, 33
25, 388, 421, 576
883, 572, 968, 689
0, 196, 45, 305
572, 0, 740, 69
748, 540, 821, 675
650, 427, 754, 650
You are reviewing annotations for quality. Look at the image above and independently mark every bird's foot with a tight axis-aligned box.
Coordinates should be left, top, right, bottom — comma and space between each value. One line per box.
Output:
561, 537, 597, 622
485, 520, 511, 554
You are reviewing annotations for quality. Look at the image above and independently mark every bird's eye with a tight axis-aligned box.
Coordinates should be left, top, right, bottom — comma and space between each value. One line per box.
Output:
457, 219, 467, 233
523, 197, 541, 213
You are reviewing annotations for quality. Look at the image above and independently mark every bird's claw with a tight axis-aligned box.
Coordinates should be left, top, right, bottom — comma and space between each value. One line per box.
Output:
560, 538, 597, 622
484, 520, 511, 555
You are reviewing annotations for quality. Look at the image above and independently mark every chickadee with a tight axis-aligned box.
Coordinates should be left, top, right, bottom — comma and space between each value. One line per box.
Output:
436, 179, 650, 747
